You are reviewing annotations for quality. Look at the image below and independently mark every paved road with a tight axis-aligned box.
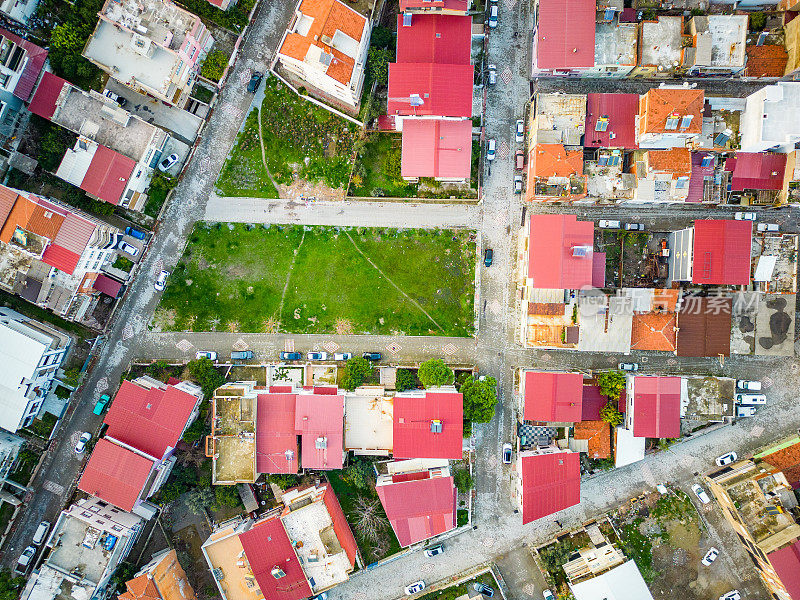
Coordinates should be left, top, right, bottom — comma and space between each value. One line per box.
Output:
533, 76, 779, 97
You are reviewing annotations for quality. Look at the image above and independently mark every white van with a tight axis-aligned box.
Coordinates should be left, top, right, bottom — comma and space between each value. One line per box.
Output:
32, 521, 50, 546
736, 406, 757, 418
736, 393, 766, 405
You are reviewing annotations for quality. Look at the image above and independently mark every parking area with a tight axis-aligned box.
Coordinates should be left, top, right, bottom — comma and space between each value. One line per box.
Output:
159, 136, 193, 177
495, 546, 549, 600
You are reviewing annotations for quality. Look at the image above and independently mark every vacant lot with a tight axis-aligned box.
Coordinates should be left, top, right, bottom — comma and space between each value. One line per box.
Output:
155, 224, 475, 336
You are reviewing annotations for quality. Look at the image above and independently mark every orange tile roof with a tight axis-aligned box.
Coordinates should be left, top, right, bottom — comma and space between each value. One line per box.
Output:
279, 0, 367, 85
761, 440, 800, 487
638, 88, 704, 135
630, 312, 677, 351
652, 288, 679, 312
573, 420, 611, 458
119, 550, 196, 600
119, 575, 160, 600
0, 195, 65, 244
745, 45, 788, 78
531, 144, 583, 178
647, 148, 692, 178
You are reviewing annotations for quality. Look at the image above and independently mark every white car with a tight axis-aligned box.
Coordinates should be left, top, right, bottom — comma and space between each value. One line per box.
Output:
158, 153, 179, 172
719, 591, 741, 600
514, 175, 523, 194
486, 139, 496, 161
154, 270, 169, 291
736, 406, 757, 418
701, 547, 719, 566
502, 443, 512, 464
195, 351, 217, 361
757, 223, 779, 232
118, 241, 139, 257
734, 212, 756, 221
542, 591, 555, 600
424, 544, 444, 557
333, 353, 352, 361
74, 432, 91, 454
737, 379, 762, 391
14, 546, 36, 575
598, 220, 621, 229
515, 119, 524, 142
308, 352, 328, 360
619, 362, 639, 371
488, 5, 498, 28
405, 581, 425, 595
716, 452, 738, 466
691, 483, 711, 504
487, 64, 496, 85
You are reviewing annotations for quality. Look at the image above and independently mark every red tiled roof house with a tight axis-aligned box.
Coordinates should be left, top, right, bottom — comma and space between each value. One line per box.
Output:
625, 375, 682, 439
513, 448, 581, 524
519, 370, 583, 424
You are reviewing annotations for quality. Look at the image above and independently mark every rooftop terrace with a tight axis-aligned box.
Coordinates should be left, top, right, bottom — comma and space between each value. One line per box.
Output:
210, 389, 256, 484
48, 517, 118, 583
594, 22, 637, 67
639, 16, 682, 68
343, 390, 393, 454
101, 0, 195, 52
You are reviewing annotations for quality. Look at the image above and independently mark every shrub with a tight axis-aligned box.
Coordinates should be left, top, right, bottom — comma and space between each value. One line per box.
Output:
417, 359, 454, 388
453, 468, 473, 493
600, 401, 623, 427
367, 47, 393, 86
201, 50, 228, 82
597, 370, 626, 401
342, 458, 374, 489
215, 485, 241, 507
187, 358, 225, 398
269, 474, 300, 489
749, 11, 766, 31
460, 375, 497, 423
341, 357, 373, 390
182, 418, 207, 443
395, 368, 417, 392
369, 25, 394, 49
382, 147, 402, 181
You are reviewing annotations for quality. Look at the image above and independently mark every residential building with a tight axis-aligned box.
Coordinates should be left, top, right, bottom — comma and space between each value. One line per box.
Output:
744, 44, 787, 79
513, 446, 580, 524
343, 387, 393, 455
399, 0, 470, 14
0, 28, 47, 144
375, 460, 456, 546
202, 480, 358, 600
0, 0, 39, 24
276, 0, 370, 112
531, 0, 595, 75
529, 92, 586, 147
571, 421, 611, 459
668, 219, 753, 286
784, 14, 800, 78
0, 185, 124, 324
637, 87, 704, 149
22, 497, 144, 600
561, 521, 626, 584
203, 0, 234, 9
0, 430, 24, 503
676, 296, 732, 357
631, 16, 683, 77
518, 370, 583, 424
584, 93, 638, 149
78, 377, 202, 516
569, 560, 655, 600
0, 306, 69, 432
589, 12, 638, 78
393, 386, 463, 459
525, 144, 587, 202
28, 72, 173, 211
740, 83, 800, 153
683, 16, 747, 75
82, 0, 214, 107
724, 152, 790, 205
119, 549, 196, 600
624, 375, 681, 439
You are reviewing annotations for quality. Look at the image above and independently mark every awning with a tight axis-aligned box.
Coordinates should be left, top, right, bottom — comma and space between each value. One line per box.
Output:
94, 273, 123, 297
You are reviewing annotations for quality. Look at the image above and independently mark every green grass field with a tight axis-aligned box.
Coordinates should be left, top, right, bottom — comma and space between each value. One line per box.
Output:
155, 224, 475, 336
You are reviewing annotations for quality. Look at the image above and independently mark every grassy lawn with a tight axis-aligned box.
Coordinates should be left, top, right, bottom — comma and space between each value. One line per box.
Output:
155, 224, 475, 336
216, 77, 358, 197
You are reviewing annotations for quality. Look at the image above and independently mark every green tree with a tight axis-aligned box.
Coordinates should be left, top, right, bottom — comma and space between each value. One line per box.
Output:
215, 485, 241, 507
395, 368, 417, 392
341, 357, 373, 390
200, 50, 228, 82
62, 366, 82, 387
749, 11, 767, 31
417, 359, 454, 388
600, 401, 623, 428
342, 458, 374, 490
0, 569, 24, 600
182, 418, 207, 444
48, 23, 97, 86
110, 562, 137, 594
269, 474, 300, 489
188, 358, 225, 398
369, 25, 394, 49
453, 468, 473, 493
461, 375, 498, 423
597, 371, 626, 401
367, 47, 393, 86
186, 487, 216, 515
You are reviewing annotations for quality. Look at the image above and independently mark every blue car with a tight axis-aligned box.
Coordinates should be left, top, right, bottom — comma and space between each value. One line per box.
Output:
125, 226, 146, 240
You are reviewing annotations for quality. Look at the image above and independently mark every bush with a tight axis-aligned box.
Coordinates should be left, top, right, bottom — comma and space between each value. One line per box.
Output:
145, 171, 178, 218
269, 474, 300, 489
369, 25, 394, 49
201, 50, 229, 82
749, 11, 766, 31
342, 458, 374, 489
382, 147, 402, 181
187, 358, 225, 398
453, 468, 473, 493
417, 359, 454, 388
215, 485, 241, 507
182, 418, 207, 443
597, 371, 626, 401
367, 46, 394, 86
395, 368, 417, 392
461, 375, 497, 423
463, 420, 473, 438
600, 401, 623, 427
341, 357, 373, 390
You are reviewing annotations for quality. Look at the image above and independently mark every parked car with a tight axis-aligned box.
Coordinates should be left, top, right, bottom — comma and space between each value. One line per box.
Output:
195, 351, 217, 361
619, 362, 639, 371
308, 352, 328, 361
757, 223, 779, 232
424, 544, 444, 557
515, 149, 524, 170
719, 592, 741, 600
736, 393, 767, 405
734, 212, 756, 221
102, 89, 127, 107
488, 5, 498, 27
484, 248, 493, 267
515, 119, 524, 142
624, 223, 645, 231
74, 432, 91, 454
247, 71, 263, 93
334, 353, 352, 361
125, 226, 146, 240
118, 241, 139, 257
14, 546, 36, 575
473, 583, 494, 597
736, 379, 762, 391
32, 521, 50, 546
542, 591, 555, 600
158, 153, 179, 172
487, 64, 496, 85
716, 452, 738, 467
514, 175, 523, 194
656, 484, 669, 495
93, 394, 110, 415
502, 443, 512, 464
691, 483, 711, 504
363, 352, 382, 361
231, 350, 254, 360
701, 547, 719, 566
736, 405, 757, 418
280, 351, 302, 361
405, 581, 426, 595
486, 138, 496, 161
154, 269, 169, 291
598, 220, 621, 229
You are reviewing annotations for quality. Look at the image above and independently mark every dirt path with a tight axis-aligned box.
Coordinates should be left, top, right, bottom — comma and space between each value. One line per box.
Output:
257, 104, 281, 195
343, 230, 445, 333
276, 229, 306, 319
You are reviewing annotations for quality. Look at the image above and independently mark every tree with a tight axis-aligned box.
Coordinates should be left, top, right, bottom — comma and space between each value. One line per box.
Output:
461, 375, 498, 423
341, 357, 372, 390
395, 368, 417, 392
367, 46, 393, 86
200, 50, 228, 82
600, 401, 623, 428
0, 569, 25, 600
369, 25, 394, 49
749, 11, 767, 31
269, 473, 300, 489
417, 359, 454, 388
182, 418, 207, 444
185, 487, 216, 515
453, 468, 473, 493
342, 458, 374, 490
215, 485, 241, 508
110, 562, 137, 594
352, 496, 389, 543
188, 358, 225, 398
597, 371, 626, 401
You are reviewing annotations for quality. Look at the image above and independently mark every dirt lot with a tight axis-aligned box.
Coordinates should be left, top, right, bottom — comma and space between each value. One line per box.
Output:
595, 231, 669, 288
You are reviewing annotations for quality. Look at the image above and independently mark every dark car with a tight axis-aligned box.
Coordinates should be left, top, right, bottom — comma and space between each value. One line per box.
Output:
363, 352, 382, 361
125, 226, 146, 240
247, 71, 264, 93
230, 350, 254, 360
484, 248, 493, 267
280, 351, 302, 361
473, 583, 494, 597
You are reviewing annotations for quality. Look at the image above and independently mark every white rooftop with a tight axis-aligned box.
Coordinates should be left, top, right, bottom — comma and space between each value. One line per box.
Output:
615, 427, 645, 468
0, 322, 49, 431
570, 560, 654, 600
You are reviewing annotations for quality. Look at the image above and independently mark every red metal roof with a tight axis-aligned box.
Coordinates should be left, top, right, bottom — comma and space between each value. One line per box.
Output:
725, 152, 787, 191
592, 252, 606, 288
393, 391, 463, 459
322, 483, 359, 565
94, 273, 123, 297
584, 94, 639, 149
523, 371, 583, 422
687, 152, 714, 203
520, 451, 581, 524
0, 29, 49, 102
80, 145, 136, 205
41, 244, 80, 274
527, 214, 595, 289
78, 438, 154, 512
401, 118, 472, 179
53, 212, 96, 256
104, 380, 200, 460
239, 517, 311, 600
376, 474, 456, 547
768, 540, 800, 598
28, 71, 67, 120
256, 393, 298, 474
294, 393, 344, 470
387, 63, 473, 117
632, 376, 681, 438
396, 14, 471, 64
534, 0, 595, 70
691, 219, 752, 285
399, 0, 469, 9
